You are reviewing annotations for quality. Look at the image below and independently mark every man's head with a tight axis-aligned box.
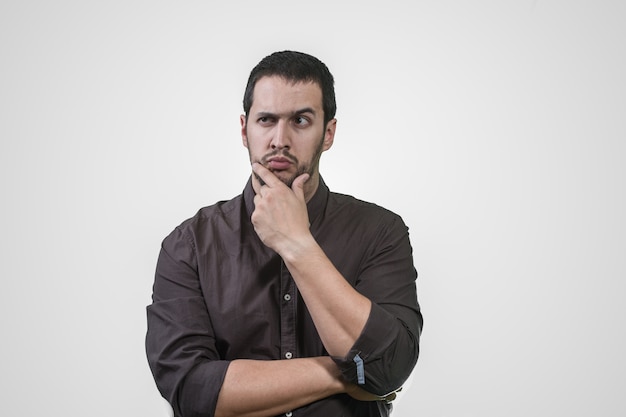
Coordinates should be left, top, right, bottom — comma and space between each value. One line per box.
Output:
243, 50, 336, 127
241, 51, 337, 200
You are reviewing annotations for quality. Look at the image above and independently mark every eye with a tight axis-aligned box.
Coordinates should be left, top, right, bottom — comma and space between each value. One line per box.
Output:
293, 116, 311, 127
258, 116, 274, 125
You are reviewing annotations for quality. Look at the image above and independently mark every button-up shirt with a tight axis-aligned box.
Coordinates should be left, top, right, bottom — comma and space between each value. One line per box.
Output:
146, 177, 423, 417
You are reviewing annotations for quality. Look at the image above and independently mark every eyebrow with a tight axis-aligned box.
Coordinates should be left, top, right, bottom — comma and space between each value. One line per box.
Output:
256, 107, 317, 119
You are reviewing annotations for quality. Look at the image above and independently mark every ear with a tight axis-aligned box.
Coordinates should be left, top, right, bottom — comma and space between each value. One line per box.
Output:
322, 118, 337, 152
240, 114, 248, 148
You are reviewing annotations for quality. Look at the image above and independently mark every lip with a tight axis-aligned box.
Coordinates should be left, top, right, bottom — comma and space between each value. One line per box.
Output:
267, 157, 293, 170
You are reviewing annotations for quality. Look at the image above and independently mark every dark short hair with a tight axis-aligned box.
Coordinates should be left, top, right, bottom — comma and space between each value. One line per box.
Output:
243, 50, 337, 126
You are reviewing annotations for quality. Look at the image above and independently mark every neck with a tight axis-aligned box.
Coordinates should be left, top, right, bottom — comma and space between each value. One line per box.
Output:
303, 174, 320, 203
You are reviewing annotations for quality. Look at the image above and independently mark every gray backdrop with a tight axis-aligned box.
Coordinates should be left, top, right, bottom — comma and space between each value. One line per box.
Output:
1, 1, 624, 416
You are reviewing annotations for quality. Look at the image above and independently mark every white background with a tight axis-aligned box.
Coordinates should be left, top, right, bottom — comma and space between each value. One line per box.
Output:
1, 1, 625, 416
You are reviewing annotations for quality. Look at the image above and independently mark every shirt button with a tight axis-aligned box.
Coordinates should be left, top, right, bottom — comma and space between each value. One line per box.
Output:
286, 412, 293, 417
285, 352, 292, 359
284, 294, 291, 301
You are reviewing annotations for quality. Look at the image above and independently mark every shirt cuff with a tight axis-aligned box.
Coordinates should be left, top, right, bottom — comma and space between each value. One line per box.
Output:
175, 360, 230, 417
331, 303, 399, 392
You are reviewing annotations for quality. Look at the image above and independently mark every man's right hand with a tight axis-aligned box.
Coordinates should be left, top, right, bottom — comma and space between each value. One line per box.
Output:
344, 383, 400, 403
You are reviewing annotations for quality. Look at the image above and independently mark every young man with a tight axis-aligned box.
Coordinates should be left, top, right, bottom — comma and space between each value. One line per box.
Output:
146, 50, 423, 417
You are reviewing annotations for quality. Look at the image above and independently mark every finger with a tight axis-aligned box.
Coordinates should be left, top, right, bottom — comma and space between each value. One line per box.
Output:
291, 172, 310, 200
251, 162, 282, 188
251, 169, 262, 195
383, 392, 397, 403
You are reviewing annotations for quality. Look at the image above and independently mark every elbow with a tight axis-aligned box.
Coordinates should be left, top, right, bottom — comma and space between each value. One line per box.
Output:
365, 353, 419, 396
363, 324, 420, 396
147, 355, 231, 417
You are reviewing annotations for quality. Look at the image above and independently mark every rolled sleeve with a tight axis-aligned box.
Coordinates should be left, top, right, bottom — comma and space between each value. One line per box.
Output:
145, 226, 228, 417
331, 303, 419, 396
331, 212, 423, 397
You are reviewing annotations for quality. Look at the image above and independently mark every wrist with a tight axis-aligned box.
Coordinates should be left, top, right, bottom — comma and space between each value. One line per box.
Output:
317, 356, 348, 395
279, 233, 318, 264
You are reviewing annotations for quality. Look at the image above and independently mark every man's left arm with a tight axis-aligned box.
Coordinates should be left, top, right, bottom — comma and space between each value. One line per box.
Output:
251, 164, 422, 396
284, 232, 421, 397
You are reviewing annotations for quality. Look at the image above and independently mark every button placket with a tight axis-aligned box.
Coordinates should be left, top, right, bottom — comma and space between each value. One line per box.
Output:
279, 260, 297, 361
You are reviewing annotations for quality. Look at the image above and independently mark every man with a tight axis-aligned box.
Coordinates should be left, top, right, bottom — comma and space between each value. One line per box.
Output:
146, 50, 423, 417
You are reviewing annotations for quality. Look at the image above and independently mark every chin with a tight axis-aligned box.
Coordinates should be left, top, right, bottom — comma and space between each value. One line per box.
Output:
274, 172, 297, 187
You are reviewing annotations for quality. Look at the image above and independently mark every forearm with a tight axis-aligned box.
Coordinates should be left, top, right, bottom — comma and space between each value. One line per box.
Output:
215, 356, 345, 417
281, 236, 372, 357
282, 236, 421, 396
332, 302, 421, 396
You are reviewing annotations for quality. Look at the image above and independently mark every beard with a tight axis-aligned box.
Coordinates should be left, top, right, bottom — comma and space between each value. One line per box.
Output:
251, 133, 325, 187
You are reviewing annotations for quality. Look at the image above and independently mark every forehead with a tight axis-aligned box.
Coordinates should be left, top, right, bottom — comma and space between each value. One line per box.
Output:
251, 76, 323, 113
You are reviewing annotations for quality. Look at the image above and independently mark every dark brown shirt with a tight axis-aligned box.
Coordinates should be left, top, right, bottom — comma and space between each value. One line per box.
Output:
146, 177, 423, 417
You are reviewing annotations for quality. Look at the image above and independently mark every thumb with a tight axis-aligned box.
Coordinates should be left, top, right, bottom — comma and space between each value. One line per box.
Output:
291, 173, 310, 199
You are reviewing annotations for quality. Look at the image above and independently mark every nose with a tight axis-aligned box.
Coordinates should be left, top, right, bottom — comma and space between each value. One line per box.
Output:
271, 120, 290, 150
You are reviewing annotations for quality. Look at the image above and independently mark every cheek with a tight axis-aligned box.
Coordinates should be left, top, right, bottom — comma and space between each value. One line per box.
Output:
250, 138, 269, 153
244, 129, 266, 151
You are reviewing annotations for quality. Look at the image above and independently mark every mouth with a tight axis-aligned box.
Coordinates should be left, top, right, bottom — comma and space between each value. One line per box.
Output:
266, 156, 294, 171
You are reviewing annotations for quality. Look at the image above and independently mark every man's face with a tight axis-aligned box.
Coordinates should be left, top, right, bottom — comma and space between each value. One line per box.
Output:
241, 76, 336, 188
